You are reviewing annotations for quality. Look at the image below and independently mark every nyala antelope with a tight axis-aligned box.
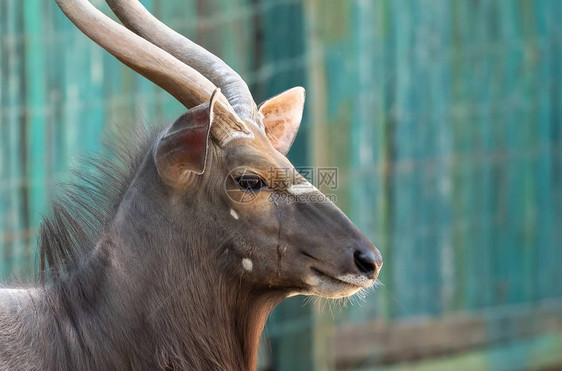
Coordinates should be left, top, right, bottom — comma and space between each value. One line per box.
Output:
0, 0, 382, 370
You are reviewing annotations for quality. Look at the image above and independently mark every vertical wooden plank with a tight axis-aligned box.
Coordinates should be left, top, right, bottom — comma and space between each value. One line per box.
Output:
61, 1, 80, 170
391, 0, 418, 317
23, 0, 46, 233
57, 2, 73, 167
6, 0, 28, 275
499, 0, 524, 306
427, 0, 455, 315
376, 0, 397, 320
128, 0, 157, 128
304, 2, 333, 369
487, 0, 509, 310
348, 0, 382, 321
83, 0, 105, 153
531, 0, 549, 304
546, 0, 562, 300
518, 0, 538, 305
450, 0, 469, 311
43, 1, 61, 179
304, 0, 347, 369
15, 0, 30, 275
0, 0, 7, 277
426, 0, 452, 315
462, 0, 478, 311
1, 0, 28, 277
373, 1, 396, 319
100, 4, 131, 131
261, 1, 312, 369
413, 0, 431, 315
1, 0, 10, 276
214, 0, 252, 78
542, 0, 561, 301
476, 0, 493, 311
162, 0, 194, 118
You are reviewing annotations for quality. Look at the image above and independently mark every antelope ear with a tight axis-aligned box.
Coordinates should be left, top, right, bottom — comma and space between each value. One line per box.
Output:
259, 87, 305, 155
155, 89, 219, 187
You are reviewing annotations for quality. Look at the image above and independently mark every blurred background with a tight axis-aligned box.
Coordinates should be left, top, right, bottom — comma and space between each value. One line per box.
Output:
1, 0, 561, 370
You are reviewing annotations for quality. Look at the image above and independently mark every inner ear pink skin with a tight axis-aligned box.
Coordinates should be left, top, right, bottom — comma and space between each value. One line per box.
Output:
259, 87, 305, 155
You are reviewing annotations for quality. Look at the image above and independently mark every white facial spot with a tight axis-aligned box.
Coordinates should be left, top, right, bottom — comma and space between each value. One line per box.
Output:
288, 181, 318, 196
242, 258, 253, 272
230, 208, 239, 220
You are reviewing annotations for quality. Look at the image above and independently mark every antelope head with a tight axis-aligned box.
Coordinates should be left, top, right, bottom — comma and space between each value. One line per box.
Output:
55, 0, 382, 299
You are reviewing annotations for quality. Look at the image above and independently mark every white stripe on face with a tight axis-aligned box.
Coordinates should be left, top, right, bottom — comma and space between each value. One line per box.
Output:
287, 181, 318, 196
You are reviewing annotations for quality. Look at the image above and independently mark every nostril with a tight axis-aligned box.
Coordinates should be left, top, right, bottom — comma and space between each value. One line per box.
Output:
354, 250, 377, 276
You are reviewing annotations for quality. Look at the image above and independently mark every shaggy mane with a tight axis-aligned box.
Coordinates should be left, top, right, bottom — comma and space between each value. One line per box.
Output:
38, 125, 161, 282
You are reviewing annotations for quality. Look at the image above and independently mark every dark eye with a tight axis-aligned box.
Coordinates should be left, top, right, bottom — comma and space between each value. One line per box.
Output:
235, 175, 267, 192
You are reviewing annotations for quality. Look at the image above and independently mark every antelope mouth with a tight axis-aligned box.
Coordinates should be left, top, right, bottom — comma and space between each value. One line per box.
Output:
309, 268, 358, 288
307, 268, 366, 298
311, 268, 375, 289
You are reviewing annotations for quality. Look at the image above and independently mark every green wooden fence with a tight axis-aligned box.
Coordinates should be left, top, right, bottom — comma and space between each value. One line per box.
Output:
1, 0, 561, 370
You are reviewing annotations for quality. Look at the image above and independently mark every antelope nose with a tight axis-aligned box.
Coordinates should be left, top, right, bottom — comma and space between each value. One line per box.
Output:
353, 248, 382, 278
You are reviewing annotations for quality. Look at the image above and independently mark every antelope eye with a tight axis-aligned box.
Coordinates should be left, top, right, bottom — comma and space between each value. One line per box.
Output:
235, 175, 267, 192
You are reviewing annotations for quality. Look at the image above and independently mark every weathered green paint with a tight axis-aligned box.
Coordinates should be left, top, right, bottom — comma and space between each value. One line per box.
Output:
24, 0, 46, 236
258, 2, 313, 370
304, 0, 562, 369
374, 334, 562, 371
1, 0, 561, 370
